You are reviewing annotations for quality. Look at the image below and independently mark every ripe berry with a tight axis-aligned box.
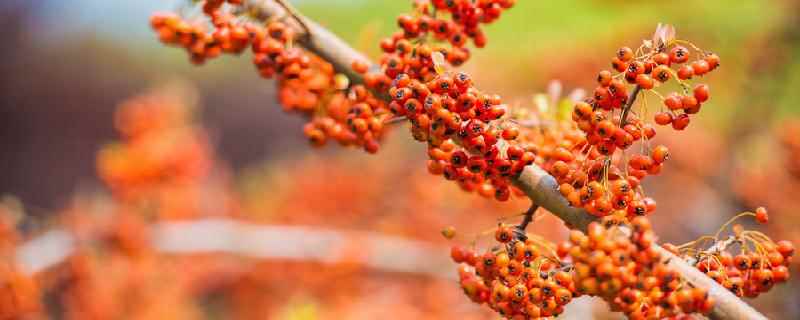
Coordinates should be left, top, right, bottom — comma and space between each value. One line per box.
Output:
755, 207, 768, 224
495, 225, 515, 243
635, 74, 655, 89
705, 53, 721, 70
693, 84, 710, 103
681, 95, 698, 110
442, 226, 457, 239
672, 114, 691, 130
651, 145, 670, 163
597, 70, 613, 87
654, 112, 673, 126
663, 94, 683, 110
669, 46, 690, 64
692, 60, 710, 76
617, 46, 634, 61
652, 65, 671, 82
677, 65, 694, 80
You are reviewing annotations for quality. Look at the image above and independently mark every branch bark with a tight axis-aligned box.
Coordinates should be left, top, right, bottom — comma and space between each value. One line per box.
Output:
238, 2, 768, 319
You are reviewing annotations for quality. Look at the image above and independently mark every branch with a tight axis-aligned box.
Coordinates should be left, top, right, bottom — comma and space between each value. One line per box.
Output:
15, 219, 454, 280
244, 0, 372, 85
514, 204, 539, 241
233, 2, 767, 320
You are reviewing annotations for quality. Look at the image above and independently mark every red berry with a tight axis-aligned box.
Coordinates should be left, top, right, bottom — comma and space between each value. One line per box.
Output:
672, 114, 691, 130
677, 65, 694, 80
617, 46, 634, 61
693, 84, 710, 102
635, 74, 655, 89
654, 112, 673, 125
692, 60, 710, 75
663, 94, 683, 110
669, 46, 690, 64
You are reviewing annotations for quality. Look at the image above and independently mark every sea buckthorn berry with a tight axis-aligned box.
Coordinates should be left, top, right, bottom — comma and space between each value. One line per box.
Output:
654, 112, 673, 126
596, 120, 615, 138
612, 57, 628, 73
664, 94, 683, 110
770, 266, 789, 284
442, 226, 457, 239
705, 53, 721, 70
653, 52, 670, 65
777, 240, 794, 258
628, 61, 645, 75
495, 225, 515, 243
651, 145, 669, 163
653, 65, 671, 82
617, 46, 634, 61
677, 65, 694, 80
669, 46, 690, 64
692, 60, 710, 76
635, 74, 655, 89
672, 114, 691, 130
451, 150, 468, 168
754, 207, 768, 224
694, 84, 710, 103
681, 95, 699, 110
597, 70, 613, 87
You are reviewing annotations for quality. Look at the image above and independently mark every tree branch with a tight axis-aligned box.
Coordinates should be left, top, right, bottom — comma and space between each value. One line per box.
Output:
16, 220, 455, 279
244, 0, 372, 85
234, 2, 768, 319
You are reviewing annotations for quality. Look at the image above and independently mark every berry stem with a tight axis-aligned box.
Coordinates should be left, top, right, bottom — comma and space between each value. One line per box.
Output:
273, 0, 310, 36
516, 204, 539, 236
620, 85, 642, 127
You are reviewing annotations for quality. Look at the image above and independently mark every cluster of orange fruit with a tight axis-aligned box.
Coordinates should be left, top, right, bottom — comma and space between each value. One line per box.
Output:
151, 1, 390, 153
450, 216, 720, 319
663, 209, 794, 300
144, 1, 797, 319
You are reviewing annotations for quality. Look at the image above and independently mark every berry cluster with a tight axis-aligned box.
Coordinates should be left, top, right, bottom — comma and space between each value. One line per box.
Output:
665, 209, 795, 299
539, 26, 721, 220
97, 89, 212, 200
449, 216, 722, 319
362, 0, 534, 200
147, 3, 797, 318
151, 1, 390, 153
451, 224, 575, 318
564, 218, 714, 319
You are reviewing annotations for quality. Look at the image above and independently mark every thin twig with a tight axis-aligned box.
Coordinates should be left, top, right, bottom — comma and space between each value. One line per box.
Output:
620, 85, 642, 127
517, 204, 539, 233
513, 204, 539, 241
273, 0, 310, 36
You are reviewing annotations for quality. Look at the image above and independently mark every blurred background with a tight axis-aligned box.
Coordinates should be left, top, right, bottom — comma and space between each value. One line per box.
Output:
1, 0, 799, 319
